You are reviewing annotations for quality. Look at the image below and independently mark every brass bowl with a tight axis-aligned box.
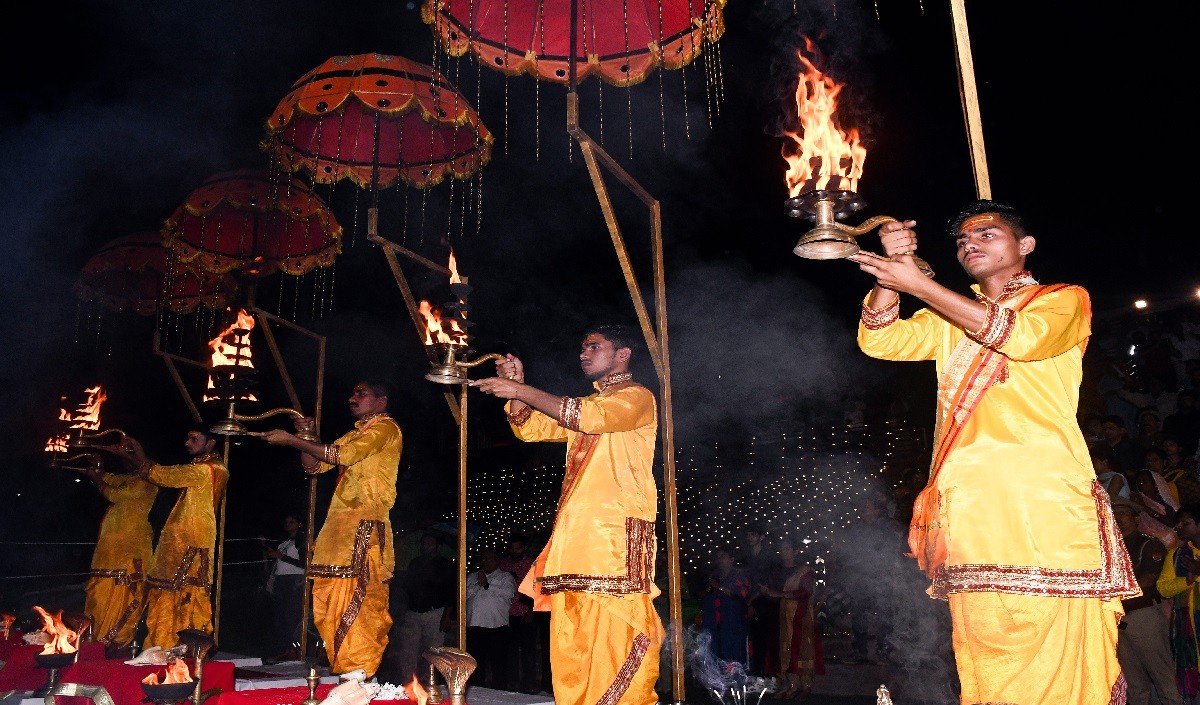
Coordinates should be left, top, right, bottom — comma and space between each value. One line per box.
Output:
34, 651, 77, 668
140, 681, 195, 702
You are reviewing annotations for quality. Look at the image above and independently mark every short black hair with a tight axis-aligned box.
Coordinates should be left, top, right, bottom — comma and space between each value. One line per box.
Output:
946, 200, 1032, 240
583, 323, 641, 357
360, 380, 393, 407
189, 426, 216, 443
507, 532, 528, 545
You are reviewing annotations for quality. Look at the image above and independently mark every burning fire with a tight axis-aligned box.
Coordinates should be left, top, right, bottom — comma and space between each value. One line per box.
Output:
781, 36, 866, 197
141, 659, 194, 685
2, 612, 14, 640
204, 308, 257, 402
420, 300, 467, 347
448, 249, 463, 285
405, 675, 430, 705
45, 386, 107, 453
32, 606, 78, 655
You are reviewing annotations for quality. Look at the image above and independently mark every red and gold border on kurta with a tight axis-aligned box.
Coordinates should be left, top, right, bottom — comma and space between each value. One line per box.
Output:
928, 481, 1139, 600
540, 517, 655, 595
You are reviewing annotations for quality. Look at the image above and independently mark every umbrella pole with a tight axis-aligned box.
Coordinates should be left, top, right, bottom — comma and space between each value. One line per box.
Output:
302, 475, 317, 658
457, 388, 469, 650
213, 436, 231, 643
565, 92, 685, 703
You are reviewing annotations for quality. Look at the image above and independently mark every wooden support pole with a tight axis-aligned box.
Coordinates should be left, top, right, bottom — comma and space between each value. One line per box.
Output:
950, 0, 992, 199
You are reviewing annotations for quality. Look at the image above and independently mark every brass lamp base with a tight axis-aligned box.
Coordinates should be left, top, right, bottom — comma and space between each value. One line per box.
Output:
426, 345, 503, 385
786, 190, 934, 277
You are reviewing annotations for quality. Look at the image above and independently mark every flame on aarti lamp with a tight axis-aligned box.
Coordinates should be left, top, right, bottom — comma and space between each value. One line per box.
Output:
420, 300, 467, 347
405, 675, 430, 705
204, 308, 257, 402
781, 36, 866, 197
45, 386, 107, 452
32, 606, 78, 655
142, 659, 194, 685
448, 250, 463, 285
2, 612, 15, 640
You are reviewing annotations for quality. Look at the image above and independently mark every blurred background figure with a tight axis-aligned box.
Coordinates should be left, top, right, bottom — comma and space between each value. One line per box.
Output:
466, 546, 516, 690
739, 524, 779, 678
764, 537, 822, 699
701, 546, 751, 666
264, 511, 306, 664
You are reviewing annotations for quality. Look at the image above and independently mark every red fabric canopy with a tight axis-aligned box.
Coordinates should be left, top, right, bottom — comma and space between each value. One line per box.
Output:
162, 169, 342, 277
262, 53, 492, 190
423, 0, 727, 86
76, 232, 235, 315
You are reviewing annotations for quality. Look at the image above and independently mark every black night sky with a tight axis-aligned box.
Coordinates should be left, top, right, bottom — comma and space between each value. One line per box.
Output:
0, 0, 1188, 619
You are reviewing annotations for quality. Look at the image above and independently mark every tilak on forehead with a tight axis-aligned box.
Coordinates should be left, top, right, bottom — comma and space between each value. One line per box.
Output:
959, 214, 997, 233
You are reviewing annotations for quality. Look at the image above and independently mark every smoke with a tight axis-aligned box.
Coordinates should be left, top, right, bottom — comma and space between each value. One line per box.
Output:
668, 625, 774, 705
666, 256, 880, 441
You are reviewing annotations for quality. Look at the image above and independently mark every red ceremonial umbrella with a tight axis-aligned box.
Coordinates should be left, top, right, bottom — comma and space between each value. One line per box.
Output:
76, 232, 235, 315
161, 169, 342, 277
262, 53, 493, 191
423, 0, 727, 87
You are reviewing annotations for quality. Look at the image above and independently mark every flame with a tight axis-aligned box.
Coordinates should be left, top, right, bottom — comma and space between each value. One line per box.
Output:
71, 387, 107, 431
405, 675, 430, 705
204, 308, 257, 402
420, 300, 467, 347
32, 606, 78, 655
2, 612, 14, 640
781, 36, 866, 197
45, 387, 106, 453
141, 659, 194, 685
448, 250, 462, 285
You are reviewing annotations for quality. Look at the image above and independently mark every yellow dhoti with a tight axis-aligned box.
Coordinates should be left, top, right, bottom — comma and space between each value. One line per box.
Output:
549, 592, 662, 705
144, 579, 214, 649
951, 592, 1123, 705
312, 548, 391, 678
85, 559, 146, 648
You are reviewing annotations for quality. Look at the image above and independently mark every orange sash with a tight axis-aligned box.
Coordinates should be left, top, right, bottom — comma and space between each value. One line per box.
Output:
908, 284, 1067, 577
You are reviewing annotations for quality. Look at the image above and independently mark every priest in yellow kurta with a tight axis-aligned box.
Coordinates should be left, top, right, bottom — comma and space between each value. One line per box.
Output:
261, 381, 401, 679
79, 456, 157, 651
123, 428, 228, 650
848, 200, 1139, 705
472, 324, 664, 705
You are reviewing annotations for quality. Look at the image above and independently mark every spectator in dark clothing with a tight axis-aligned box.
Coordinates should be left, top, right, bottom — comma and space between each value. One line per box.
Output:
394, 533, 455, 684
497, 532, 545, 694
1164, 389, 1200, 457
1104, 414, 1146, 479
739, 524, 779, 677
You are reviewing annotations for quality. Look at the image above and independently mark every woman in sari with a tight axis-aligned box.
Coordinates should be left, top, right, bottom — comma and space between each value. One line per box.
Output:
764, 538, 823, 698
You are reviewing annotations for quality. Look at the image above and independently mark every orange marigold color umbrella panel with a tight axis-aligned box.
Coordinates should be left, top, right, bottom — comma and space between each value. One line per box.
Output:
162, 169, 343, 277
76, 232, 236, 315
423, 0, 727, 87
262, 53, 493, 190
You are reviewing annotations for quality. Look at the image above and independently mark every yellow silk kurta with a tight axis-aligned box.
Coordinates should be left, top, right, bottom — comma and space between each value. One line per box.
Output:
858, 281, 1136, 705
86, 472, 157, 648
508, 378, 664, 705
307, 414, 401, 678
144, 454, 228, 650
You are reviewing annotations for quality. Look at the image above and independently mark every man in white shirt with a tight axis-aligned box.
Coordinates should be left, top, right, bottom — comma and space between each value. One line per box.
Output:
466, 547, 516, 689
